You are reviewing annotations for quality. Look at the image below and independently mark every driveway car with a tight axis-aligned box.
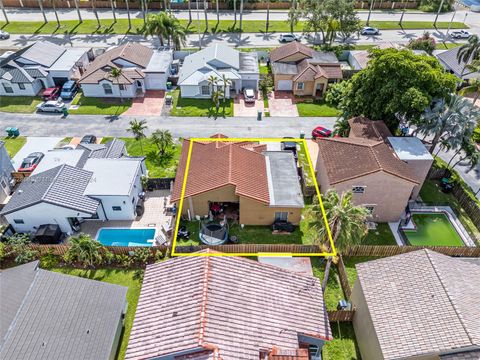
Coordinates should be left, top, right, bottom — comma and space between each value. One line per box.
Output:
60, 81, 78, 100
18, 152, 44, 172
279, 34, 300, 43
36, 100, 65, 113
361, 27, 380, 35
312, 126, 332, 139
272, 220, 295, 233
80, 135, 97, 144
0, 30, 9, 40
281, 137, 298, 155
243, 88, 256, 103
450, 30, 472, 39
42, 86, 61, 101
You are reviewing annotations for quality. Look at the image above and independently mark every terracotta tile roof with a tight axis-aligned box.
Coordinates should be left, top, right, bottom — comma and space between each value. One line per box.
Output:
316, 137, 418, 185
125, 252, 332, 360
293, 59, 343, 82
171, 136, 270, 203
269, 348, 309, 359
270, 42, 314, 62
79, 42, 153, 84
355, 250, 480, 359
348, 116, 392, 141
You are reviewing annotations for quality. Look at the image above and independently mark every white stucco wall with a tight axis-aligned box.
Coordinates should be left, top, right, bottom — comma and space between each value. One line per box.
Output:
180, 84, 233, 99
144, 72, 169, 90
0, 81, 40, 96
80, 80, 136, 98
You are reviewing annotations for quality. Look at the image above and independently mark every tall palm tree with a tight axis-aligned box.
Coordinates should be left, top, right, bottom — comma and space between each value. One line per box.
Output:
37, 0, 47, 23
166, 17, 187, 49
304, 190, 368, 251
125, 0, 131, 29
144, 12, 168, 46
110, 0, 117, 23
211, 90, 223, 119
0, 0, 8, 24
457, 35, 480, 75
127, 119, 148, 154
266, 0, 270, 33
239, 0, 244, 32
233, 0, 237, 25
366, 0, 375, 26
187, 0, 192, 24
92, 0, 101, 28
109, 67, 124, 102
66, 234, 102, 268
51, 0, 60, 28
73, 0, 82, 23
220, 74, 231, 103
203, 0, 208, 32
207, 75, 218, 93
151, 129, 173, 156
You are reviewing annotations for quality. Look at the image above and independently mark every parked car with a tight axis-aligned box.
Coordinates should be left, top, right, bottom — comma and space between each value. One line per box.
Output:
36, 100, 66, 113
0, 30, 9, 40
281, 137, 298, 155
272, 220, 295, 233
361, 27, 380, 35
243, 88, 256, 103
60, 81, 78, 100
80, 135, 97, 144
450, 30, 472, 39
311, 126, 332, 139
279, 34, 300, 43
42, 86, 61, 101
18, 152, 44, 172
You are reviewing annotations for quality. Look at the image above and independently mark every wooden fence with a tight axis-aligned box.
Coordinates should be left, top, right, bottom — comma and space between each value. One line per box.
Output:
147, 177, 174, 191
174, 244, 323, 254
327, 310, 355, 322
451, 185, 480, 233
336, 255, 352, 299
343, 245, 480, 257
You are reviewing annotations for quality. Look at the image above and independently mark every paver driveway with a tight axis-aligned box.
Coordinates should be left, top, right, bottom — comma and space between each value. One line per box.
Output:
233, 94, 263, 117
268, 91, 299, 117
124, 90, 165, 116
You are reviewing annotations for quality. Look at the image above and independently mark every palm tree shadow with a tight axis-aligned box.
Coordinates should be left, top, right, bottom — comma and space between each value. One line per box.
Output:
33, 23, 48, 35
259, 30, 276, 41
68, 22, 82, 35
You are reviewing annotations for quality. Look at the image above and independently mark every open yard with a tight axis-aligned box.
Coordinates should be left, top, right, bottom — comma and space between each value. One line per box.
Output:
362, 223, 397, 246
323, 322, 361, 360
296, 101, 341, 117
52, 268, 142, 360
0, 96, 42, 113
170, 90, 233, 117
1, 136, 26, 157
69, 93, 132, 115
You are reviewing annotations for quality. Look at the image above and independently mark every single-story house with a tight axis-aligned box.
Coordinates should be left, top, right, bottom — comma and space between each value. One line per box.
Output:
270, 42, 342, 96
348, 48, 427, 70
351, 250, 480, 360
171, 135, 304, 225
315, 117, 432, 222
178, 44, 259, 99
78, 42, 173, 98
0, 138, 146, 234
125, 250, 332, 359
434, 47, 480, 80
0, 261, 127, 360
0, 141, 15, 204
0, 41, 91, 96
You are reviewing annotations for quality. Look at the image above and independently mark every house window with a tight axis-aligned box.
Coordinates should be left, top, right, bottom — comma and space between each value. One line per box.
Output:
18, 83, 26, 90
200, 85, 210, 95
112, 206, 122, 211
13, 219, 24, 224
364, 205, 375, 215
296, 82, 305, 90
352, 186, 365, 194
2, 83, 13, 93
119, 84, 126, 91
103, 83, 113, 95
274, 212, 289, 221
1, 179, 7, 189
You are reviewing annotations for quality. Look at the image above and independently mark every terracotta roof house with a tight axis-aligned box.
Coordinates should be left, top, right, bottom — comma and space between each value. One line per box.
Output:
270, 42, 342, 96
78, 42, 173, 98
125, 251, 332, 360
0, 261, 127, 360
351, 250, 480, 360
171, 135, 304, 225
314, 118, 433, 222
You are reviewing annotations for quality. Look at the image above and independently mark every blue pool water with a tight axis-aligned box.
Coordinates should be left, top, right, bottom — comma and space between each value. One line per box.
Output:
96, 228, 156, 247
459, 0, 480, 6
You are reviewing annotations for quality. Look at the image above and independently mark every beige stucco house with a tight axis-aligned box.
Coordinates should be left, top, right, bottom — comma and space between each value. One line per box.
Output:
171, 135, 304, 226
351, 250, 480, 360
314, 117, 433, 222
270, 42, 342, 96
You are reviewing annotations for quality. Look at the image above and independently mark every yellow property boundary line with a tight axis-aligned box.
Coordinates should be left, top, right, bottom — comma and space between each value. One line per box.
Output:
171, 137, 337, 257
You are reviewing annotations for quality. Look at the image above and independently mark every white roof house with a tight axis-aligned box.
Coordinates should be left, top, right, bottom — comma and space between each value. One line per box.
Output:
388, 137, 434, 161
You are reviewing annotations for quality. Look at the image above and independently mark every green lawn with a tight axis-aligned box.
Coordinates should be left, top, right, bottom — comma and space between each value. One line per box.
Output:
0, 136, 26, 157
102, 137, 181, 178
297, 141, 316, 187
311, 258, 345, 311
296, 101, 341, 117
69, 93, 132, 115
323, 322, 361, 360
362, 223, 397, 245
436, 42, 463, 50
52, 268, 142, 360
259, 64, 271, 75
404, 213, 465, 247
0, 96, 42, 113
170, 90, 233, 117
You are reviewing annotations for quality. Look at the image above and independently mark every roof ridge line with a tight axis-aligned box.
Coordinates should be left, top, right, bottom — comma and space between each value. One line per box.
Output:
198, 256, 212, 347
41, 164, 66, 201
425, 250, 475, 346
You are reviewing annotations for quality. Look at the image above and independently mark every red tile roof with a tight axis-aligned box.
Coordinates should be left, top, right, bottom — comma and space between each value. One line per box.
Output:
270, 42, 314, 62
294, 60, 343, 82
125, 251, 332, 360
348, 116, 392, 141
171, 136, 270, 204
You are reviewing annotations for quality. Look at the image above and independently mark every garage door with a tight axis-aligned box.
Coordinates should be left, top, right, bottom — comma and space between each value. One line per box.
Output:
277, 80, 293, 91
242, 80, 258, 90
52, 77, 69, 86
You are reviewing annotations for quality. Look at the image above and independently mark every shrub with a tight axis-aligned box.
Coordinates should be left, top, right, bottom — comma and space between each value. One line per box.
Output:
40, 249, 60, 269
0, 242, 5, 263
407, 32, 436, 55
258, 75, 273, 99
325, 81, 349, 108
3, 234, 37, 264
132, 247, 153, 266
65, 233, 102, 268
154, 250, 164, 263
14, 248, 37, 264
419, 0, 454, 12
115, 254, 133, 268
102, 250, 116, 266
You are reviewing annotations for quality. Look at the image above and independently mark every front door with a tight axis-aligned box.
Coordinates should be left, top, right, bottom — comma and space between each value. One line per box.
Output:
315, 83, 324, 96
136, 80, 144, 94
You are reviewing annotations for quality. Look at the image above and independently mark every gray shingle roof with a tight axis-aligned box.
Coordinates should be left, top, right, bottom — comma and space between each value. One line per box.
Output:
435, 47, 480, 79
1, 164, 99, 215
0, 261, 127, 360
355, 250, 480, 359
20, 41, 66, 67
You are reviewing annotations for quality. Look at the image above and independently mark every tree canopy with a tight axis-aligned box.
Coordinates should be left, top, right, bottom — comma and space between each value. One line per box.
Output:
340, 48, 458, 129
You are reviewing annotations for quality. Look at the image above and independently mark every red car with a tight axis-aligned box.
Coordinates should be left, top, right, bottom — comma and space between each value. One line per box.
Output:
312, 126, 332, 139
18, 152, 44, 172
42, 86, 61, 101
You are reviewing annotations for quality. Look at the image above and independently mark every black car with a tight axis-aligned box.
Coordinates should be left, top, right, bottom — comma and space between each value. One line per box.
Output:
281, 137, 298, 155
80, 135, 97, 144
272, 220, 295, 233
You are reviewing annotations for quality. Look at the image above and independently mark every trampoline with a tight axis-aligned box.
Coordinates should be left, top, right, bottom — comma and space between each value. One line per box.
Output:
199, 221, 229, 245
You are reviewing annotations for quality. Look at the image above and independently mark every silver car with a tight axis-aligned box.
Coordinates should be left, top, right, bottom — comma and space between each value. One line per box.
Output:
450, 30, 472, 39
279, 34, 300, 43
0, 30, 9, 40
36, 100, 66, 113
361, 27, 380, 35
243, 88, 256, 103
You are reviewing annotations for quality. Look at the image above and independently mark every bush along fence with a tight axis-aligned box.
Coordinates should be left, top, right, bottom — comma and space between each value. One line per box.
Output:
343, 245, 480, 257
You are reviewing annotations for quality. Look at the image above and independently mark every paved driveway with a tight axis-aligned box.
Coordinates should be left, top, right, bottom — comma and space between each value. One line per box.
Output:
124, 90, 165, 116
268, 91, 299, 117
12, 136, 62, 170
233, 94, 263, 117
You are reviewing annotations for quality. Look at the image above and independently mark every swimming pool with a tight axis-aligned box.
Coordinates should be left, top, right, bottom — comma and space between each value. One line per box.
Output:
96, 228, 156, 247
402, 213, 464, 247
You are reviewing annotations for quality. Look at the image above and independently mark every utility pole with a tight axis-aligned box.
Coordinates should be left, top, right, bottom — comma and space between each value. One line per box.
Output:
433, 0, 445, 27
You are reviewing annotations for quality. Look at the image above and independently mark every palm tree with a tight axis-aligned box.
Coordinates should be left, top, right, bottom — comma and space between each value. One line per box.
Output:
187, 0, 192, 24
109, 67, 124, 103
215, 0, 219, 24
266, 0, 270, 33
203, 0, 208, 32
211, 90, 223, 119
366, 0, 375, 26
233, 0, 237, 25
167, 17, 187, 49
207, 75, 218, 93
110, 0, 117, 23
239, 0, 244, 32
127, 119, 148, 154
73, 0, 82, 23
37, 0, 47, 23
0, 0, 8, 24
304, 190, 368, 251
51, 0, 60, 28
457, 35, 480, 75
144, 12, 168, 46
151, 129, 173, 156
220, 74, 231, 103
333, 117, 349, 137
125, 0, 131, 30
460, 78, 480, 105
92, 0, 101, 28
66, 234, 102, 268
